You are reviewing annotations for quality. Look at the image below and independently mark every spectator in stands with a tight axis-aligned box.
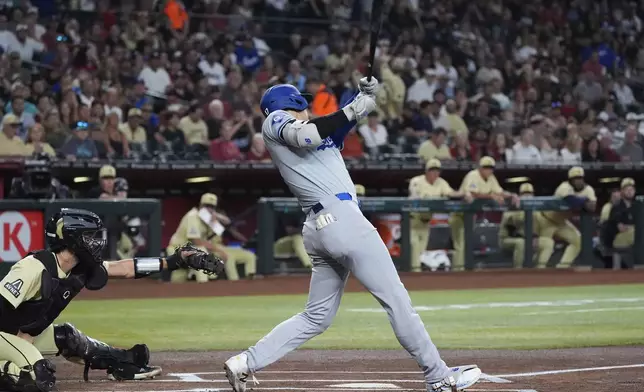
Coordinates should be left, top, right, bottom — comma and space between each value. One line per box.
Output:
179, 103, 209, 153
105, 112, 130, 158
286, 59, 306, 92
206, 99, 225, 140
341, 128, 365, 160
582, 138, 603, 163
156, 110, 186, 155
42, 108, 65, 144
407, 69, 437, 104
119, 108, 147, 152
6, 24, 44, 61
138, 51, 171, 99
613, 75, 636, 110
598, 134, 621, 162
559, 135, 583, 165
199, 48, 227, 87
246, 134, 271, 162
235, 34, 262, 74
24, 123, 55, 156
358, 112, 389, 156
209, 120, 243, 162
0, 113, 27, 156
619, 127, 644, 162
59, 121, 99, 160
8, 96, 36, 141
437, 99, 468, 137
511, 128, 542, 163
417, 127, 451, 163
488, 132, 512, 163
307, 77, 338, 117
411, 100, 435, 139
573, 72, 603, 105
451, 133, 475, 162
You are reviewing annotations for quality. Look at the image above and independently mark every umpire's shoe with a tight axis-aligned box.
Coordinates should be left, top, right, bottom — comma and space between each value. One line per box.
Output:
430, 365, 481, 391
224, 353, 258, 392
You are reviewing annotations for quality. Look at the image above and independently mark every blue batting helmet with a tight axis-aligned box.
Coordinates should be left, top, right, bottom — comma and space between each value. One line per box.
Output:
260, 84, 312, 117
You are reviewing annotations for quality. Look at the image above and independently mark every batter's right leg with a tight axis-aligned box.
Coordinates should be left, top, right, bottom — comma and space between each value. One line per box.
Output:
346, 229, 480, 391
225, 258, 348, 391
0, 331, 57, 392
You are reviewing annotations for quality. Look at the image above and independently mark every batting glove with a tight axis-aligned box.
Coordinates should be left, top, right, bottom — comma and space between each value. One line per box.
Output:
358, 76, 379, 96
342, 93, 377, 121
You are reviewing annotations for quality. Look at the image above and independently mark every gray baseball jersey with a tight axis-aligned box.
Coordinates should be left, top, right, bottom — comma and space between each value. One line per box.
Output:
246, 108, 452, 389
262, 110, 356, 211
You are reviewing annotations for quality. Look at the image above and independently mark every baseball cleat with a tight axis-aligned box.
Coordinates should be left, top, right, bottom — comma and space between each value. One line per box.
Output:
224, 353, 258, 392
430, 365, 481, 391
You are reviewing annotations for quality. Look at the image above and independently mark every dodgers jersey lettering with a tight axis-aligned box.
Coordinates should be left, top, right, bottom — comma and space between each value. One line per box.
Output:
262, 110, 356, 211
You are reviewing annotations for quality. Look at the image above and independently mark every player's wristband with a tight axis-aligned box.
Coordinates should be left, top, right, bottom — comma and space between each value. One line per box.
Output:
133, 257, 163, 279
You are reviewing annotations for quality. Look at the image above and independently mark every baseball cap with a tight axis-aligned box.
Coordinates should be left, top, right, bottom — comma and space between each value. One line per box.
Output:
2, 113, 21, 126
479, 156, 496, 168
621, 177, 635, 189
128, 108, 143, 117
425, 158, 442, 171
568, 166, 584, 179
519, 183, 534, 194
200, 193, 218, 208
99, 165, 116, 179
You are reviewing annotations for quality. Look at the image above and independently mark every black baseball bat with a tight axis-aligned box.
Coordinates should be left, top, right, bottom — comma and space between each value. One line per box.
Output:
366, 0, 385, 82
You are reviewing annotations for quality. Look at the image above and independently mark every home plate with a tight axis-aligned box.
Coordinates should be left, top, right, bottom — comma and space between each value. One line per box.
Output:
327, 383, 401, 389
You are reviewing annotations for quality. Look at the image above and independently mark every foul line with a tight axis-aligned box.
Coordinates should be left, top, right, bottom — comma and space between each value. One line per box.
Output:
494, 363, 644, 378
522, 306, 644, 315
347, 297, 644, 313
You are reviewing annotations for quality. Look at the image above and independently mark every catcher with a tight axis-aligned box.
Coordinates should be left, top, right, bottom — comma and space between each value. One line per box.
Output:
0, 208, 223, 392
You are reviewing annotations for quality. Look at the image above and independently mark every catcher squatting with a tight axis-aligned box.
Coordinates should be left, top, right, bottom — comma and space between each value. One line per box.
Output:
0, 208, 223, 392
223, 77, 481, 392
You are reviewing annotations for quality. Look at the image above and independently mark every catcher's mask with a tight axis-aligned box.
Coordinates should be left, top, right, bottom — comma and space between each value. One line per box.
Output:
46, 208, 108, 290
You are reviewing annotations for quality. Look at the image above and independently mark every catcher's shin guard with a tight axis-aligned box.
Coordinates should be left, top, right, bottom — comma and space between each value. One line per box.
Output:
53, 323, 160, 381
0, 359, 57, 392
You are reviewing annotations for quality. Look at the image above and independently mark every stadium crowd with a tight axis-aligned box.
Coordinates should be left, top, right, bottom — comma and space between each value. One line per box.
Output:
0, 0, 643, 164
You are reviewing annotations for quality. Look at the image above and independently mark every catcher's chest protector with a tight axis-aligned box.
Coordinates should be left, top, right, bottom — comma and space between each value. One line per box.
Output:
0, 251, 85, 336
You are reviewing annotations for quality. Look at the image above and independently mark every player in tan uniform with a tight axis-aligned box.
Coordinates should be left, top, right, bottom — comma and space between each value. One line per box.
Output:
599, 188, 621, 224
449, 157, 519, 270
537, 166, 596, 268
499, 183, 555, 268
609, 178, 636, 249
169, 193, 257, 282
408, 159, 468, 272
0, 208, 221, 392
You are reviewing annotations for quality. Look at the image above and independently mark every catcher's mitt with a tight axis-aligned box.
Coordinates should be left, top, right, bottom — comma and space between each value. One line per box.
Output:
171, 243, 225, 275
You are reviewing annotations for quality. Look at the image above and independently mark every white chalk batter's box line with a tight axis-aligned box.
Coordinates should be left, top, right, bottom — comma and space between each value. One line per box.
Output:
165, 363, 644, 380
346, 297, 644, 313
109, 389, 537, 392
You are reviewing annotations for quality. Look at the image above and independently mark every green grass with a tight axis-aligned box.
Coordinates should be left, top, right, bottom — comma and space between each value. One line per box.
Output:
59, 284, 644, 351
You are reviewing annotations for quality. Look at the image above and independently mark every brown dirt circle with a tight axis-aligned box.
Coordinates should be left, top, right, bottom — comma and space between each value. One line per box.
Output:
60, 270, 644, 392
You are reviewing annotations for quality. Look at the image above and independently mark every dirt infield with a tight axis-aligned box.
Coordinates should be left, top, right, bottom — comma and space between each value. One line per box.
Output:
61, 270, 644, 392
55, 348, 644, 392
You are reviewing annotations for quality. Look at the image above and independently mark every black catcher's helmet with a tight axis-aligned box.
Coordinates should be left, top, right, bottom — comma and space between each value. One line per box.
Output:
45, 208, 107, 266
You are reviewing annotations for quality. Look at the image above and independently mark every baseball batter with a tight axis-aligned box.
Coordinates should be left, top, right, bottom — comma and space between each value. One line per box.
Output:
223, 81, 481, 392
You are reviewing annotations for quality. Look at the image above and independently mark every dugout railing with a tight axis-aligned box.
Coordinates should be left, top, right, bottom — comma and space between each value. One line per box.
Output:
256, 196, 644, 274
